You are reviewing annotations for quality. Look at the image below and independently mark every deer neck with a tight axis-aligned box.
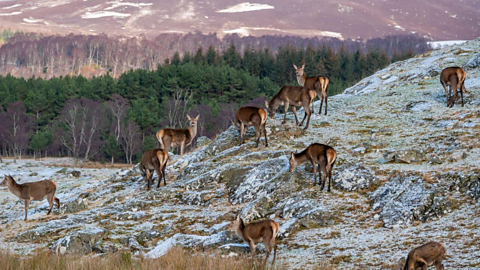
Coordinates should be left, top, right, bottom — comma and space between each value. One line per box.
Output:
297, 73, 307, 86
188, 124, 197, 140
6, 179, 22, 199
234, 221, 246, 242
294, 150, 309, 164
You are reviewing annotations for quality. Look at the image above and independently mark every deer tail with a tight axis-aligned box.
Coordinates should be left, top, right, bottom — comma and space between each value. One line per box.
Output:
157, 130, 165, 149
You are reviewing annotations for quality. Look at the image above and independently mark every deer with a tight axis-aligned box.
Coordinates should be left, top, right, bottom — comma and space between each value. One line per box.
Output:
265, 85, 316, 130
156, 114, 200, 157
403, 241, 446, 270
0, 175, 60, 221
139, 149, 169, 190
234, 106, 268, 148
228, 215, 279, 266
293, 64, 330, 115
289, 143, 337, 192
440, 66, 467, 108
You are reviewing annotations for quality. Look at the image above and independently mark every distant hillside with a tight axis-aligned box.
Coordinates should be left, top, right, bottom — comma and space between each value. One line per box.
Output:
0, 0, 479, 40
0, 31, 428, 78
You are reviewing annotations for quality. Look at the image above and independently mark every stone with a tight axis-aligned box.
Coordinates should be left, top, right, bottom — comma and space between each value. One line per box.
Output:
369, 174, 452, 228
333, 164, 378, 191
382, 150, 426, 164
53, 227, 106, 255
69, 171, 81, 178
195, 136, 212, 148
464, 52, 480, 70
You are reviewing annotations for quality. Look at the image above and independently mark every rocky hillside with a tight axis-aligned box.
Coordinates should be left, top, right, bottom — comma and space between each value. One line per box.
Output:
1, 39, 480, 269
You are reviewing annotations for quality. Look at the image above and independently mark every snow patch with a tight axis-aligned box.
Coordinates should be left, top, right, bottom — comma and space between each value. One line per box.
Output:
217, 2, 274, 13
104, 1, 153, 10
428, 40, 468, 49
0, 11, 21, 16
1, 4, 22, 10
81, 11, 131, 19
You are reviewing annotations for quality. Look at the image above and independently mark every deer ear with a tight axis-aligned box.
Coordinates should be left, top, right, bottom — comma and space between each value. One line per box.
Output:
290, 152, 295, 159
187, 115, 191, 120
195, 115, 200, 121
301, 64, 305, 69
265, 101, 269, 108
293, 64, 298, 69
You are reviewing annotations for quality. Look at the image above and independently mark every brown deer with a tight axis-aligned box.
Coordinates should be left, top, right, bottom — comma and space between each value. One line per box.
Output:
440, 66, 467, 108
0, 175, 60, 221
139, 149, 169, 190
228, 215, 279, 266
265, 85, 316, 130
289, 143, 337, 191
404, 241, 446, 270
294, 64, 330, 115
156, 114, 199, 157
234, 106, 268, 148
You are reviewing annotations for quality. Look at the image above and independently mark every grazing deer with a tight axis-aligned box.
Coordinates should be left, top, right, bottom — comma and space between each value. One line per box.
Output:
440, 66, 467, 108
156, 115, 200, 157
289, 143, 337, 191
0, 175, 60, 221
265, 85, 316, 130
404, 241, 446, 270
139, 149, 169, 190
228, 215, 279, 266
234, 106, 268, 148
293, 64, 330, 115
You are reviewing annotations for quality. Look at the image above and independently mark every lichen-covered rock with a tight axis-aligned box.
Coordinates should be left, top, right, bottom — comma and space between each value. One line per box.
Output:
69, 170, 81, 178
369, 174, 452, 228
464, 52, 480, 70
196, 136, 212, 148
62, 195, 89, 213
333, 164, 378, 191
382, 150, 426, 164
53, 227, 106, 255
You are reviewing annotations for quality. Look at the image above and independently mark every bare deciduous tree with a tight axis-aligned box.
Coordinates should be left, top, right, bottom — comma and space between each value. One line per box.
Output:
121, 119, 141, 164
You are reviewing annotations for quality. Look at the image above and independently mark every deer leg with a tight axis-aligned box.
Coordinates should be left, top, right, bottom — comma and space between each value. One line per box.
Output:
291, 106, 299, 126
262, 123, 268, 147
324, 94, 328, 115
441, 82, 449, 107
272, 238, 277, 265
248, 241, 257, 261
263, 239, 272, 266
254, 124, 261, 148
304, 103, 311, 130
24, 199, 30, 221
459, 82, 464, 107
318, 96, 324, 115
156, 166, 162, 189
163, 167, 167, 186
320, 163, 327, 191
146, 169, 152, 191
326, 164, 333, 192
54, 197, 60, 210
312, 161, 317, 185
180, 142, 185, 157
47, 194, 54, 215
283, 103, 289, 124
239, 122, 245, 145
451, 82, 458, 108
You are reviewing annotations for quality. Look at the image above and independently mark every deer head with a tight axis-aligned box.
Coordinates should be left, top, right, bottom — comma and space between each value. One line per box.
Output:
265, 100, 275, 119
289, 152, 298, 172
293, 64, 305, 77
227, 215, 243, 231
186, 114, 200, 128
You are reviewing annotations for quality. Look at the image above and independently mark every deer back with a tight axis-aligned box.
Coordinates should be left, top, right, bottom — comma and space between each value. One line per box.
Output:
243, 219, 279, 242
236, 107, 268, 125
15, 180, 57, 201
441, 67, 466, 84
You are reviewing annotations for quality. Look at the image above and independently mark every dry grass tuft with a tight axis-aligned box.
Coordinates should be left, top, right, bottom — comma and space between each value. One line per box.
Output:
1, 247, 282, 270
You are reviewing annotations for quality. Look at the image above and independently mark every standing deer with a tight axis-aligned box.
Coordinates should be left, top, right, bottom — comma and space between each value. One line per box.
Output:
289, 143, 337, 191
265, 85, 316, 130
228, 215, 279, 266
440, 66, 467, 108
234, 106, 268, 148
0, 175, 60, 221
156, 115, 200, 157
139, 149, 169, 190
294, 64, 330, 115
404, 241, 446, 270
